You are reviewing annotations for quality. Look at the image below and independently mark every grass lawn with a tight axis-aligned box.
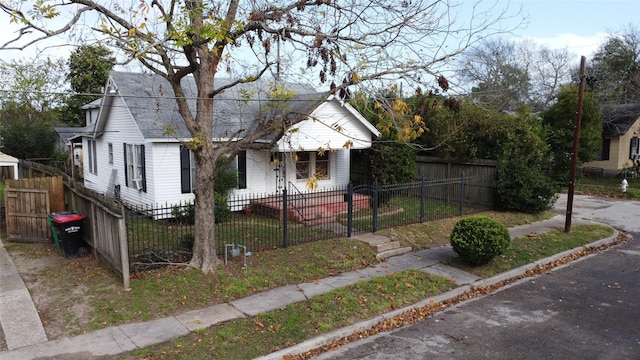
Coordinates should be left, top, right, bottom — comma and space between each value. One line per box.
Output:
125, 270, 452, 360
574, 175, 640, 198
109, 220, 617, 360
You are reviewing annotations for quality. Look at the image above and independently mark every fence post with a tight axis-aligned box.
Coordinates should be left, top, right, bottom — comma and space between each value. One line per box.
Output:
347, 183, 353, 237
459, 172, 465, 216
372, 182, 379, 233
118, 209, 131, 289
282, 188, 289, 248
420, 176, 426, 223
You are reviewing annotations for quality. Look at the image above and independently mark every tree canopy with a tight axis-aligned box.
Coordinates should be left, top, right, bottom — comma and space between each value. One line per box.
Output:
542, 84, 602, 183
62, 44, 116, 126
0, 58, 67, 111
457, 38, 573, 112
589, 25, 640, 105
0, 101, 57, 160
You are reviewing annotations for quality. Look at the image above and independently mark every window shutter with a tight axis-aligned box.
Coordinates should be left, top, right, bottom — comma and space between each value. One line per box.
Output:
238, 151, 247, 189
123, 143, 129, 187
631, 137, 639, 159
180, 146, 191, 193
601, 138, 610, 161
140, 145, 146, 192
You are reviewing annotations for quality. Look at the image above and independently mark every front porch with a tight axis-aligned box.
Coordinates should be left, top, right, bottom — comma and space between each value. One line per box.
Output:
249, 190, 371, 225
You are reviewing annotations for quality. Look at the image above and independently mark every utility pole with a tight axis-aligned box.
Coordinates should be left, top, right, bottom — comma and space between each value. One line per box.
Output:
564, 56, 587, 232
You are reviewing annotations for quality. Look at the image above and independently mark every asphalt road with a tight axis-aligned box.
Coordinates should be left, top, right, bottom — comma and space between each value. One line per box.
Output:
316, 195, 640, 359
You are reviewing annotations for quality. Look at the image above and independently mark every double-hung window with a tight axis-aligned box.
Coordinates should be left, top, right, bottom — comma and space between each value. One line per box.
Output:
87, 139, 97, 175
630, 137, 640, 160
180, 147, 247, 193
180, 146, 197, 193
295, 151, 330, 180
124, 144, 146, 191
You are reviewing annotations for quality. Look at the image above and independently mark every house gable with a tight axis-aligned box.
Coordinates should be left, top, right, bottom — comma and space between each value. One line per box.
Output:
276, 97, 379, 151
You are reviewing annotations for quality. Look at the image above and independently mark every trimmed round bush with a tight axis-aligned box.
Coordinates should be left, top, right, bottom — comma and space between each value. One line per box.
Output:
450, 216, 510, 266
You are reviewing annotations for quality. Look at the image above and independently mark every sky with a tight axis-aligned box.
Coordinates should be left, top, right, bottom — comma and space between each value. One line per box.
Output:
508, 0, 639, 61
0, 0, 638, 76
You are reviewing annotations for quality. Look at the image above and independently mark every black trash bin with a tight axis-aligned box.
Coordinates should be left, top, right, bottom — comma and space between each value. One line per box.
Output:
49, 212, 89, 258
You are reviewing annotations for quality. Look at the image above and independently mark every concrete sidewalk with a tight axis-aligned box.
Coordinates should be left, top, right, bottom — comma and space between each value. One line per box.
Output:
0, 215, 616, 360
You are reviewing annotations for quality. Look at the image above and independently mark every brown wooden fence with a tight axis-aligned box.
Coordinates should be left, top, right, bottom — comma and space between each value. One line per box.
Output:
415, 156, 497, 206
67, 185, 130, 289
6, 160, 130, 288
4, 188, 51, 242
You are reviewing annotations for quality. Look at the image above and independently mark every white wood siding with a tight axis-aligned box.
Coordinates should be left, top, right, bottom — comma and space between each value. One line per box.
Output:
231, 149, 277, 196
275, 100, 374, 152
83, 96, 154, 205
151, 142, 194, 205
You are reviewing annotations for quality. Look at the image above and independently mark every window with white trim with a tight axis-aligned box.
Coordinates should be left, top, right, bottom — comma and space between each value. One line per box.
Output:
124, 144, 146, 191
295, 151, 330, 180
87, 139, 97, 175
108, 143, 113, 164
180, 146, 197, 193
630, 137, 640, 160
180, 148, 247, 193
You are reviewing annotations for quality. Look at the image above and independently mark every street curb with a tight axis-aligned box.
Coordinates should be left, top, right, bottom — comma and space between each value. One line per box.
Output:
255, 227, 623, 360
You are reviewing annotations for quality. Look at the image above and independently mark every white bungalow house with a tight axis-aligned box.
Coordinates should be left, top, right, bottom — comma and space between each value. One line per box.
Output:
582, 103, 640, 176
80, 71, 379, 207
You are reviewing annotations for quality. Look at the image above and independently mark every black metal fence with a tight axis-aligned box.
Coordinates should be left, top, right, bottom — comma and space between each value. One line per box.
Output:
125, 174, 494, 271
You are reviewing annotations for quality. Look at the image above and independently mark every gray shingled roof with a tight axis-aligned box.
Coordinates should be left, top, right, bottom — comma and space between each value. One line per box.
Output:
602, 103, 640, 136
109, 71, 327, 141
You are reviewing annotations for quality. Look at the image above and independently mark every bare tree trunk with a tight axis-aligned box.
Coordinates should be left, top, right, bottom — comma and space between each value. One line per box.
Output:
188, 147, 222, 273
185, 27, 224, 272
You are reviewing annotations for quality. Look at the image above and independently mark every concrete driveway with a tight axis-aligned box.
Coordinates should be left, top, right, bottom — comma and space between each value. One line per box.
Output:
554, 193, 640, 234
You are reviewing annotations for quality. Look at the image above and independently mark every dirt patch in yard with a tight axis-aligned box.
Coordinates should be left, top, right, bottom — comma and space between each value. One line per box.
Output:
3, 241, 121, 341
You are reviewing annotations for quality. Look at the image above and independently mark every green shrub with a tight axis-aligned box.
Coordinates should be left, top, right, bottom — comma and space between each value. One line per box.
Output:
493, 119, 559, 213
450, 216, 510, 265
172, 203, 195, 224
180, 233, 194, 250
171, 194, 232, 224
214, 193, 232, 223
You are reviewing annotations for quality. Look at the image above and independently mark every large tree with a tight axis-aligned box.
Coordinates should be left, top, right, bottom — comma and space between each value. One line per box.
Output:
542, 84, 602, 183
0, 101, 58, 160
589, 25, 640, 105
457, 38, 573, 112
0, 0, 522, 273
62, 44, 116, 126
0, 58, 67, 111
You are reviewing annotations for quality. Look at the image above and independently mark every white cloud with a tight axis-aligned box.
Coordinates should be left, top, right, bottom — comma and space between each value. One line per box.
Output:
520, 32, 609, 58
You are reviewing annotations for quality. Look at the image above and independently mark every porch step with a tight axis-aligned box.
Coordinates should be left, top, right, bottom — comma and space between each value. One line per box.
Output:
299, 208, 335, 225
351, 234, 410, 258
374, 240, 401, 252
376, 247, 413, 260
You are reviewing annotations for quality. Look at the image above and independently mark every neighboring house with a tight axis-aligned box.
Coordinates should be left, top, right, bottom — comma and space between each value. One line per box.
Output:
80, 71, 379, 207
0, 151, 19, 180
583, 103, 640, 176
53, 126, 85, 178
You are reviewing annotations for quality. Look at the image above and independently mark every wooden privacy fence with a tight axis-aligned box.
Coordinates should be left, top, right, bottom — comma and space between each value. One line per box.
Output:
415, 156, 497, 207
5, 160, 131, 288
67, 185, 130, 289
416, 156, 497, 179
3, 176, 64, 243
